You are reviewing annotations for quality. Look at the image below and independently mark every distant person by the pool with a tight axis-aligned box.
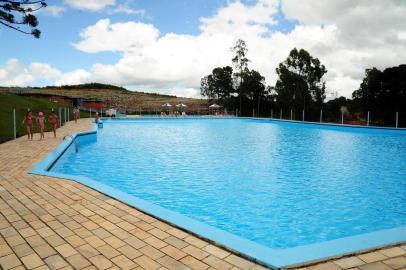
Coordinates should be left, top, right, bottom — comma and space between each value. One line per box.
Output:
49, 109, 58, 138
73, 107, 79, 123
94, 112, 100, 123
22, 109, 34, 140
37, 111, 45, 140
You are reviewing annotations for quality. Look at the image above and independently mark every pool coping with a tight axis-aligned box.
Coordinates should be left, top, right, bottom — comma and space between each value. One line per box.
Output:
29, 119, 406, 269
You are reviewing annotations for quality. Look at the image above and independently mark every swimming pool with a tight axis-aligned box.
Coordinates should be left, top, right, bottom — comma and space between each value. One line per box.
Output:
32, 118, 406, 268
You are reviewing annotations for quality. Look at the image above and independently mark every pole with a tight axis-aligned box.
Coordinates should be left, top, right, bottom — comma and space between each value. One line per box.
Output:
367, 111, 370, 126
302, 109, 305, 122
58, 108, 62, 127
320, 109, 323, 123
253, 108, 255, 118
67, 108, 70, 122
64, 107, 67, 124
396, 111, 399, 128
271, 109, 273, 119
290, 109, 293, 120
341, 111, 344, 124
280, 109, 282, 119
89, 108, 92, 118
13, 108, 16, 139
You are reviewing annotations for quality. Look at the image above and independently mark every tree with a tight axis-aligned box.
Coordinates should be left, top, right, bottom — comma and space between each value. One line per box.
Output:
275, 48, 327, 111
240, 69, 266, 115
352, 65, 406, 126
352, 67, 383, 111
0, 0, 47, 38
231, 39, 250, 113
200, 66, 234, 102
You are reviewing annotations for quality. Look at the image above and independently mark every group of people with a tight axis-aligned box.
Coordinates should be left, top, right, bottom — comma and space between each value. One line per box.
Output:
23, 107, 80, 140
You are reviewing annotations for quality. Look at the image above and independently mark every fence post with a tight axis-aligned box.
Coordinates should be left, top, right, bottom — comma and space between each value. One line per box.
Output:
320, 109, 323, 123
302, 109, 305, 122
252, 109, 255, 118
64, 107, 67, 124
13, 108, 16, 139
271, 109, 273, 119
280, 109, 282, 119
58, 108, 62, 127
89, 109, 92, 118
396, 111, 399, 128
341, 111, 344, 124
290, 109, 293, 120
367, 111, 370, 126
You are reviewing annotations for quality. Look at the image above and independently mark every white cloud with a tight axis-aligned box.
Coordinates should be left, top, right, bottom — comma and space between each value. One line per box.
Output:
109, 0, 145, 15
55, 69, 92, 86
0, 59, 61, 86
73, 19, 159, 53
64, 0, 115, 12
41, 5, 65, 16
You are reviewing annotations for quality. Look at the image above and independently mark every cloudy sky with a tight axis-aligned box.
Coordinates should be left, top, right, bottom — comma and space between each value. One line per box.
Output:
1, 0, 406, 98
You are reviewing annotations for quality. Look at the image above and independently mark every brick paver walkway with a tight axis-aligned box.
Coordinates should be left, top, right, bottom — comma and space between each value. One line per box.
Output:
0, 119, 405, 270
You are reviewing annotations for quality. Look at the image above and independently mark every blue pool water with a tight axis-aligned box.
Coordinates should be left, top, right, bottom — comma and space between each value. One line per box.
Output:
51, 119, 406, 249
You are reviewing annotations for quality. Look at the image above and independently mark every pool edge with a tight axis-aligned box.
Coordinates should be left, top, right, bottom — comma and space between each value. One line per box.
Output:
29, 119, 406, 269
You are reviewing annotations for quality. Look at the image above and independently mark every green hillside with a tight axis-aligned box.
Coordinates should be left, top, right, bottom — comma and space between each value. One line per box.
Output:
0, 94, 83, 143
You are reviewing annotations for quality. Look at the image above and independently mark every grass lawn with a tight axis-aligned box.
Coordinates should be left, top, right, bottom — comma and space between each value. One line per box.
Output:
0, 94, 87, 143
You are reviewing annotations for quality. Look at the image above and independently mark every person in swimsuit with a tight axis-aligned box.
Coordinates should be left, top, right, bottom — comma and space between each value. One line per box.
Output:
49, 110, 59, 138
73, 108, 79, 124
37, 111, 45, 140
22, 110, 34, 140
94, 112, 100, 124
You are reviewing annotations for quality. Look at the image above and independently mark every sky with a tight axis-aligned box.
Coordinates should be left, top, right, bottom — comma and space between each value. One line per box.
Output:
1, 0, 406, 98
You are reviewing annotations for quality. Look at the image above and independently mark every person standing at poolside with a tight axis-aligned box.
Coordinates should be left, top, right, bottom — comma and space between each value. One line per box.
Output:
73, 107, 79, 124
37, 111, 45, 140
94, 112, 100, 123
49, 109, 58, 138
22, 110, 34, 140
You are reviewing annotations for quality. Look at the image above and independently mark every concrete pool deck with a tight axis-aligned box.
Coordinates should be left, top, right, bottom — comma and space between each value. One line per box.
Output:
0, 118, 405, 270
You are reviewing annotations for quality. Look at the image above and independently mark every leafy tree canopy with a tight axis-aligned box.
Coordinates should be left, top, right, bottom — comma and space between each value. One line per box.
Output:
200, 66, 234, 102
275, 48, 327, 109
0, 0, 47, 38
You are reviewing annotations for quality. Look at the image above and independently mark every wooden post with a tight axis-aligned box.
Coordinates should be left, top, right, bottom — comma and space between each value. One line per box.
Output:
13, 108, 16, 139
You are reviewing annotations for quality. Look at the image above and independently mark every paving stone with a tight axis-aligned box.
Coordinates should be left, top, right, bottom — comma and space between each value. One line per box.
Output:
134, 255, 161, 270
357, 252, 388, 263
65, 253, 91, 269
44, 255, 69, 270
88, 255, 113, 270
180, 256, 209, 270
380, 247, 406, 258
0, 243, 13, 257
95, 245, 120, 259
383, 256, 406, 269
13, 243, 35, 258
309, 261, 341, 270
334, 256, 364, 268
55, 244, 77, 258
0, 254, 22, 269
34, 244, 56, 259
110, 255, 136, 269
359, 261, 392, 270
161, 245, 187, 260
202, 245, 230, 259
21, 253, 44, 269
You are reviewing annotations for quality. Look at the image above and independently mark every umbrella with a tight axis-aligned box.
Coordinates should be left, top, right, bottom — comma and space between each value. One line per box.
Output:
176, 103, 187, 108
161, 102, 172, 108
209, 104, 221, 109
